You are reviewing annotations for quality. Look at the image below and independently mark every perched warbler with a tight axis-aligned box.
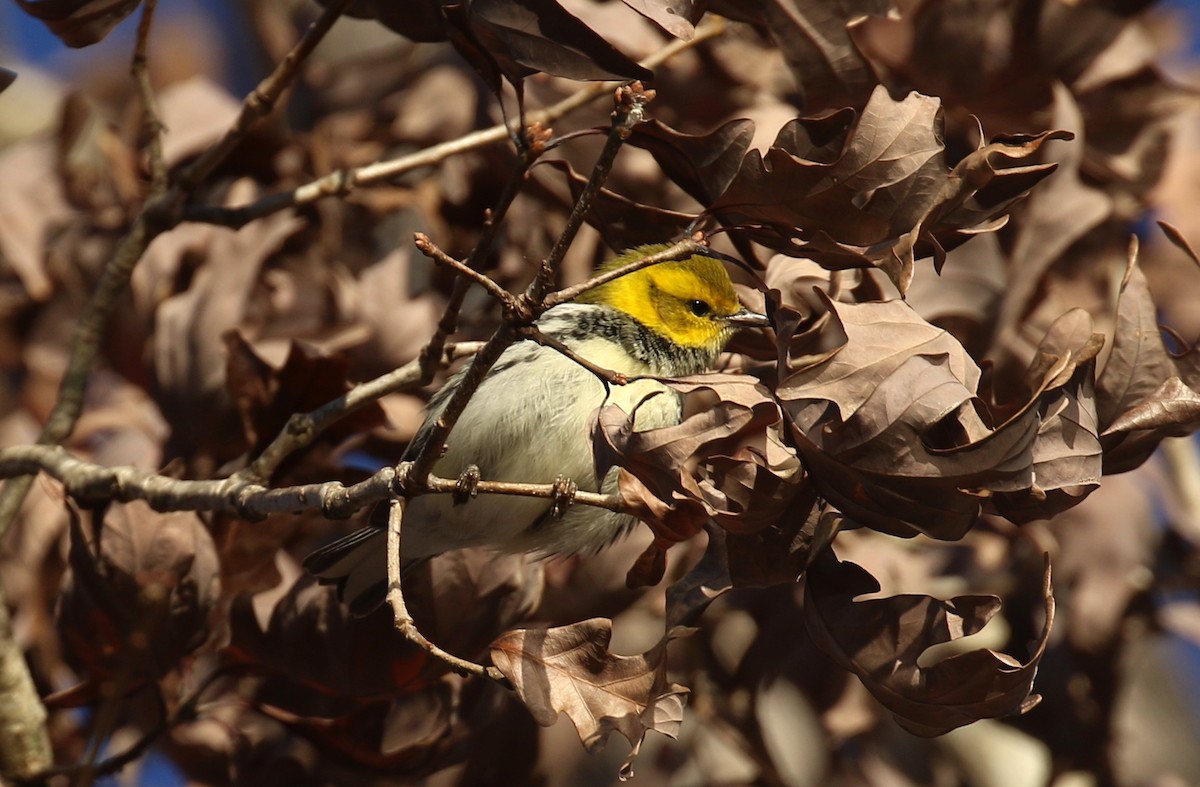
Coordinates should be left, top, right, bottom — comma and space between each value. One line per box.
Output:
305, 245, 769, 614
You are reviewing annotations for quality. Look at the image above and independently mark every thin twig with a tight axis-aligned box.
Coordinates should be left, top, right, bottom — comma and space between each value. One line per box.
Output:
528, 82, 655, 305
384, 499, 507, 681
132, 0, 165, 189
413, 126, 551, 390
543, 239, 706, 309
406, 326, 521, 487
518, 326, 628, 386
414, 234, 514, 306
424, 475, 620, 510
237, 341, 483, 484
180, 19, 726, 230
0, 17, 727, 778
519, 331, 697, 391
173, 0, 356, 193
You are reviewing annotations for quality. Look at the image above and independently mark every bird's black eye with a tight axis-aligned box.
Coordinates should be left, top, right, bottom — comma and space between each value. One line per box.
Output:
688, 299, 711, 317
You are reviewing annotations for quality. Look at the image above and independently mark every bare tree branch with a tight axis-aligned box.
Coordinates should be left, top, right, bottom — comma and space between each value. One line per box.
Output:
527, 82, 655, 306
179, 20, 728, 230
171, 0, 356, 194
384, 499, 508, 681
414, 233, 515, 307
0, 15, 718, 777
0, 597, 49, 781
0, 445, 624, 521
0, 22, 366, 765
237, 341, 484, 484
405, 84, 652, 489
542, 239, 708, 309
0, 0, 172, 775
0, 0, 358, 540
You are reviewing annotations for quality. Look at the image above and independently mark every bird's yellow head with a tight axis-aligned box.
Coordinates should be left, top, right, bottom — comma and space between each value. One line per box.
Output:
578, 245, 768, 355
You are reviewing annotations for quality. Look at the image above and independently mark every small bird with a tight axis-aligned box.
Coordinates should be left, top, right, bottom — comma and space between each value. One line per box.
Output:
304, 245, 769, 614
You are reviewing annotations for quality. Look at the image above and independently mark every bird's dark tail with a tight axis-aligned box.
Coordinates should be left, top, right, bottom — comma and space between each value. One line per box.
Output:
305, 526, 430, 617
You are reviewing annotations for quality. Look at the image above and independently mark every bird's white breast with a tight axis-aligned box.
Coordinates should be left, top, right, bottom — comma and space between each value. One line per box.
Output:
400, 312, 680, 559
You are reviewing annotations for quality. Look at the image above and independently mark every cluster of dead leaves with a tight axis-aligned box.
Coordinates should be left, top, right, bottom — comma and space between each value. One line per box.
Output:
3, 0, 1200, 784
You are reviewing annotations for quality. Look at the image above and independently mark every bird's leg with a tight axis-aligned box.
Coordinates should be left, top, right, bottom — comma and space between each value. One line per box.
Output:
453, 464, 481, 504
549, 474, 578, 518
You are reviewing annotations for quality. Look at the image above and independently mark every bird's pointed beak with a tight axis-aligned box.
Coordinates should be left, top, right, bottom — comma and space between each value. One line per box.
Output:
722, 307, 771, 329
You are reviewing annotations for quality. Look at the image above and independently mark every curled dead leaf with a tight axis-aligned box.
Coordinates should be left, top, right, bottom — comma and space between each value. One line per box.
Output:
443, 0, 652, 105
726, 488, 842, 589
619, 0, 701, 40
58, 501, 220, 682
803, 552, 1053, 737
709, 87, 1069, 293
991, 309, 1103, 521
776, 288, 1101, 536
665, 526, 733, 629
1095, 240, 1200, 472
593, 374, 803, 547
1101, 377, 1200, 437
662, 489, 840, 630
627, 117, 756, 206
489, 618, 688, 778
707, 0, 888, 111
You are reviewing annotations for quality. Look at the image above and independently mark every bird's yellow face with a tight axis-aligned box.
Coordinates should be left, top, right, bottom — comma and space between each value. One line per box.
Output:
579, 245, 763, 353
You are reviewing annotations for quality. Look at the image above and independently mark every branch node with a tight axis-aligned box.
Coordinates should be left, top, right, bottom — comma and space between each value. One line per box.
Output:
285, 412, 315, 440
232, 483, 267, 521
506, 294, 540, 326
392, 461, 416, 497
319, 485, 352, 518
71, 470, 118, 508
416, 234, 514, 306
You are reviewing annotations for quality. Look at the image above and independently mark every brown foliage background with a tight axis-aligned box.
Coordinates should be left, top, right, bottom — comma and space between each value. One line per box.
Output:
2, 0, 1200, 784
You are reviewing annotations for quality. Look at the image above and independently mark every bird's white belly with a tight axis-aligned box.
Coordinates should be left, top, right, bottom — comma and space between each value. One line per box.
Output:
401, 337, 679, 558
